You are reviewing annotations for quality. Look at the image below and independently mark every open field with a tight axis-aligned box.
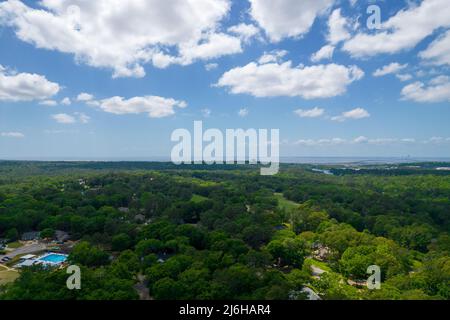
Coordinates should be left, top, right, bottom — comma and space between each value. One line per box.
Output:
0, 265, 19, 286
191, 194, 210, 203
275, 193, 300, 211
6, 242, 23, 249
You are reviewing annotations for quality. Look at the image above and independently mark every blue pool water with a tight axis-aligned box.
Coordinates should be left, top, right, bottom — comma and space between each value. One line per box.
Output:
38, 254, 68, 264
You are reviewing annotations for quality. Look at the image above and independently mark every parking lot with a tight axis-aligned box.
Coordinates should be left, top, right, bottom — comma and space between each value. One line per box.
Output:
0, 243, 47, 264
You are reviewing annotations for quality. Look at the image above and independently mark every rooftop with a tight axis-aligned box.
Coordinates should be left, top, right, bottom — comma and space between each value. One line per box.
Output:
21, 254, 36, 260
21, 231, 41, 241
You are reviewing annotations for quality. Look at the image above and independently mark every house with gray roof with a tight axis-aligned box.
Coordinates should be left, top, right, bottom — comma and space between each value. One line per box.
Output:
21, 231, 41, 241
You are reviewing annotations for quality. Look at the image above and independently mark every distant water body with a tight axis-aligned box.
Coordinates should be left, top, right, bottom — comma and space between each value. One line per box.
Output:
1, 156, 450, 165
279, 157, 450, 165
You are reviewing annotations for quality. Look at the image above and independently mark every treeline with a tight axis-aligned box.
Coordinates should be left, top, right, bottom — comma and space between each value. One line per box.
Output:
0, 162, 449, 300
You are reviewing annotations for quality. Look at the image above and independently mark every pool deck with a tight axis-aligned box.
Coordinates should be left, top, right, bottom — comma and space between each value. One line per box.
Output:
14, 253, 68, 268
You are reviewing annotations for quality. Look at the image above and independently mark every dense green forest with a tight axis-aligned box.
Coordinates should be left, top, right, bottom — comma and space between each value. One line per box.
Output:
0, 161, 449, 300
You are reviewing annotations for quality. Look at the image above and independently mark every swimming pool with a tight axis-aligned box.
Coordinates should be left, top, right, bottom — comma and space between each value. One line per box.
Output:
38, 253, 68, 265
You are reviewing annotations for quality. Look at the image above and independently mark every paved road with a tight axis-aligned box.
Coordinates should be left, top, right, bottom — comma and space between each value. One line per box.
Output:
0, 243, 47, 262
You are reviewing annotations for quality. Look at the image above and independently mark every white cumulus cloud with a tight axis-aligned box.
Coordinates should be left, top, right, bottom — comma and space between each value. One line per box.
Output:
295, 138, 347, 146
76, 93, 94, 102
311, 45, 335, 62
0, 0, 241, 78
249, 0, 335, 42
238, 108, 249, 117
227, 23, 260, 41
396, 74, 413, 82
343, 0, 450, 57
39, 100, 58, 106
52, 112, 91, 124
75, 112, 90, 124
353, 136, 368, 144
205, 63, 218, 71
419, 29, 450, 66
176, 33, 242, 65
373, 63, 408, 77
216, 60, 364, 99
331, 108, 370, 122
258, 50, 288, 64
61, 97, 71, 105
327, 8, 351, 45
1, 131, 24, 138
52, 113, 76, 124
96, 96, 187, 118
294, 107, 325, 118
401, 76, 450, 103
0, 65, 60, 101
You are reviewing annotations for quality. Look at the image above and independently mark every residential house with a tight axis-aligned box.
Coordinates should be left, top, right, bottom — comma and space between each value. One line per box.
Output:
21, 231, 41, 241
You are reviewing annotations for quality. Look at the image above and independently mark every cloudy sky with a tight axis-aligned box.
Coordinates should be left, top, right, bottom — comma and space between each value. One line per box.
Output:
0, 0, 449, 159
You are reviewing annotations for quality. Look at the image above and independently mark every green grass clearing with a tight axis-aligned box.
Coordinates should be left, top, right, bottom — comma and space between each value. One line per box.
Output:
191, 194, 209, 203
6, 242, 23, 249
274, 193, 300, 212
0, 270, 19, 285
304, 258, 332, 272
174, 176, 220, 187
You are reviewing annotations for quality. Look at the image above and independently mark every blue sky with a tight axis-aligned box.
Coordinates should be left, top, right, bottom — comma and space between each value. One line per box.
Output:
0, 0, 449, 160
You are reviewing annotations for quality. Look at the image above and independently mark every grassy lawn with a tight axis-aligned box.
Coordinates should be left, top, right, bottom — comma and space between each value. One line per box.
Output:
274, 193, 300, 212
191, 194, 209, 203
0, 265, 19, 286
6, 242, 23, 249
191, 179, 219, 187
174, 176, 219, 187
0, 269, 19, 285
304, 258, 333, 272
